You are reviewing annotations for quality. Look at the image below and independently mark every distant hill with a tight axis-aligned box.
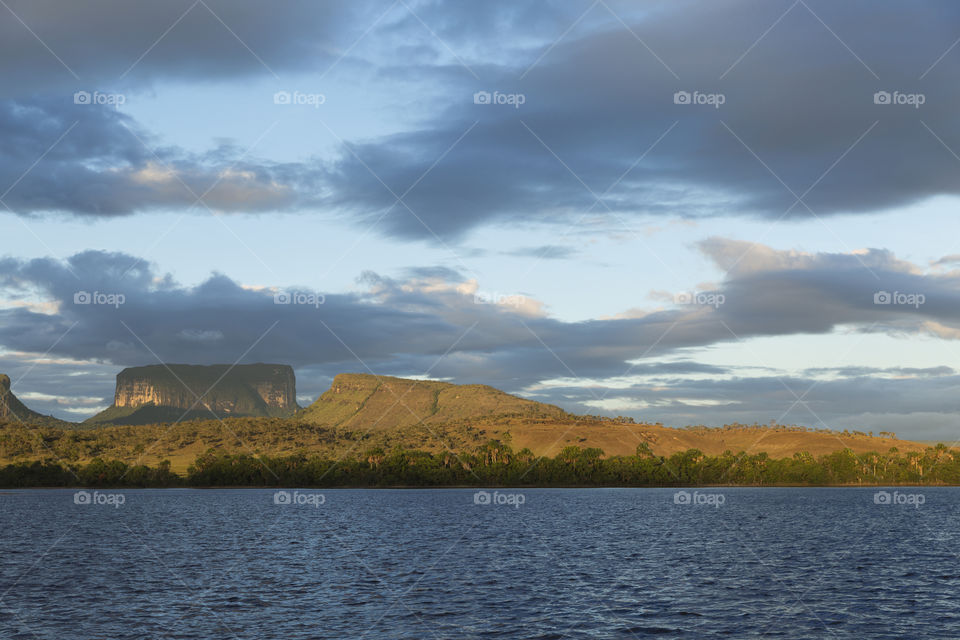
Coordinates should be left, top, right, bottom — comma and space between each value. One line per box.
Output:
0, 371, 934, 474
0, 374, 73, 427
85, 364, 299, 425
298, 373, 570, 429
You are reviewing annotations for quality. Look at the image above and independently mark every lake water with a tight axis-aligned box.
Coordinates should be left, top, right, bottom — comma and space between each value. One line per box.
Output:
0, 487, 957, 639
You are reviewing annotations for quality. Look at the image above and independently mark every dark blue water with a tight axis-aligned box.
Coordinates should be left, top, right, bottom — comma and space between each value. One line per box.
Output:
0, 487, 957, 639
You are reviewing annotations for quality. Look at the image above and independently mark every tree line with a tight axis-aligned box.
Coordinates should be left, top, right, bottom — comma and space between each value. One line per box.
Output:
2, 440, 959, 487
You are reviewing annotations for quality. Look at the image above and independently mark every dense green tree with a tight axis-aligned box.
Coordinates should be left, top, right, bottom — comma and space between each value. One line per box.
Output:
7, 440, 960, 488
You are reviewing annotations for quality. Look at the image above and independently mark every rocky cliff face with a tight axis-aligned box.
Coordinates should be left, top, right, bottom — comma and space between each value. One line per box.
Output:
0, 374, 65, 425
0, 374, 11, 419
87, 364, 298, 425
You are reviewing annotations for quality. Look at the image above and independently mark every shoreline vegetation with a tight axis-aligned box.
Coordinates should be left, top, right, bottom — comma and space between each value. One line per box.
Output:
3, 439, 960, 489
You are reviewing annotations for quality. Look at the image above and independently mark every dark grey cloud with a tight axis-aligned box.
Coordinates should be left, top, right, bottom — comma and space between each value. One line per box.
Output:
6, 1, 960, 237
3, 240, 960, 428
700, 237, 960, 341
320, 0, 960, 239
0, 1, 362, 218
0, 0, 356, 94
0, 98, 318, 216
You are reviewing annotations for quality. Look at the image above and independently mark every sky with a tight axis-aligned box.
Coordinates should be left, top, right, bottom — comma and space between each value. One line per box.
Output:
2, 0, 960, 440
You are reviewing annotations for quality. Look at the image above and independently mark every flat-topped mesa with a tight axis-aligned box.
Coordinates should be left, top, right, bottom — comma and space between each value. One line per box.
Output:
114, 364, 296, 412
87, 364, 299, 425
299, 372, 570, 430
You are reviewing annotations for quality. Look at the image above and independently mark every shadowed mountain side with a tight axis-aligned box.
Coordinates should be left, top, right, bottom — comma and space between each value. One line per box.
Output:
0, 374, 73, 427
81, 404, 227, 426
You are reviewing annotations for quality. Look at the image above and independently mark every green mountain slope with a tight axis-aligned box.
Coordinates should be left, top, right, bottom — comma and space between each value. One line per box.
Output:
81, 404, 221, 426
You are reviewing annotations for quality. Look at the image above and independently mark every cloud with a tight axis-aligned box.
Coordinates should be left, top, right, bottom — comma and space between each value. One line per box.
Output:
3, 240, 960, 381
528, 370, 960, 441
0, 98, 322, 217
5, 1, 960, 240
2, 239, 960, 430
803, 365, 956, 378
504, 245, 578, 260
318, 0, 960, 239
0, 0, 356, 95
0, 354, 120, 417
932, 254, 960, 268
